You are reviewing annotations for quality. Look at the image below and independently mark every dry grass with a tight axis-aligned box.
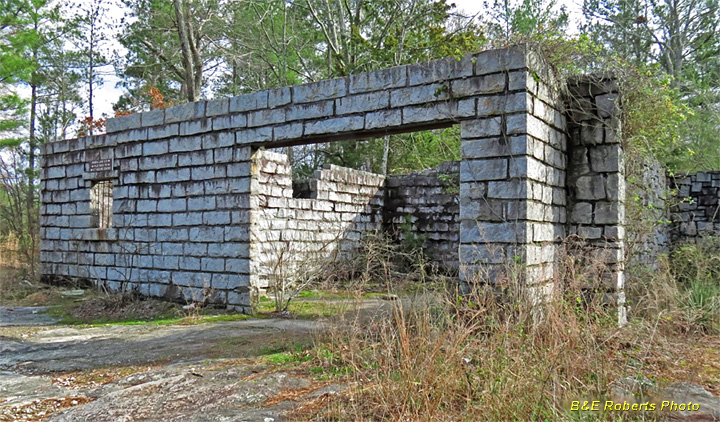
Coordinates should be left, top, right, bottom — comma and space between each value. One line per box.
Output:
0, 236, 22, 269
290, 244, 720, 422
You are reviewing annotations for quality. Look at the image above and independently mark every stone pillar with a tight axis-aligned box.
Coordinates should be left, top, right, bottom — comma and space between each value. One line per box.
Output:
459, 52, 566, 307
459, 117, 530, 288
567, 76, 626, 325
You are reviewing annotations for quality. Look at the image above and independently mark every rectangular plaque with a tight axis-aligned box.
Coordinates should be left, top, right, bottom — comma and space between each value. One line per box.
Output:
89, 159, 112, 172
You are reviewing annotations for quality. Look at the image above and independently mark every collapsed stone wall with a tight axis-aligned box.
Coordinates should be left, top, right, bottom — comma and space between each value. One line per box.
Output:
384, 161, 460, 270
669, 171, 720, 243
249, 150, 384, 290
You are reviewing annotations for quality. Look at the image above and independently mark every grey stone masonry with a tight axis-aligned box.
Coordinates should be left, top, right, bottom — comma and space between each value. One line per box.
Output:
384, 161, 460, 270
249, 150, 384, 291
669, 171, 720, 243
566, 75, 627, 325
40, 45, 629, 322
626, 156, 669, 272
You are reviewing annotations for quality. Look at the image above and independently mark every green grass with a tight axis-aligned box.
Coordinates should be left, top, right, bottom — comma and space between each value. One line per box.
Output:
257, 298, 347, 319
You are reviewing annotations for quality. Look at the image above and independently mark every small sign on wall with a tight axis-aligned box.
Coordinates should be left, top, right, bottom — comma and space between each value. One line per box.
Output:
88, 159, 113, 172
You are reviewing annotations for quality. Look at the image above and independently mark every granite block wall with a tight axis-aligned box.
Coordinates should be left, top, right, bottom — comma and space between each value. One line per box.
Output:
458, 51, 569, 306
669, 171, 720, 242
40, 45, 628, 319
40, 136, 253, 311
566, 75, 626, 324
249, 150, 384, 290
384, 161, 460, 270
625, 156, 669, 271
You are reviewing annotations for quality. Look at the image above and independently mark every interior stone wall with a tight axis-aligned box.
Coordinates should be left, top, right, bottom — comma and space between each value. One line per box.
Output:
249, 150, 384, 291
383, 161, 460, 271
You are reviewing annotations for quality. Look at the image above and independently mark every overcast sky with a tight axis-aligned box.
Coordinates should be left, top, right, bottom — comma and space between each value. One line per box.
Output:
83, 0, 585, 121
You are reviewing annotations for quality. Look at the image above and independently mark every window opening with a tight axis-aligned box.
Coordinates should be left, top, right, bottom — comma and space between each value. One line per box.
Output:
90, 180, 113, 228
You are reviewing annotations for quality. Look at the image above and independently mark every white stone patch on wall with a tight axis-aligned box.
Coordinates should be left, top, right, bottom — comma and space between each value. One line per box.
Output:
249, 150, 384, 292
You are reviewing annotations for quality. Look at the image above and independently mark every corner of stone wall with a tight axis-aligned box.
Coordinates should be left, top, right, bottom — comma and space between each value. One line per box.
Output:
458, 46, 567, 307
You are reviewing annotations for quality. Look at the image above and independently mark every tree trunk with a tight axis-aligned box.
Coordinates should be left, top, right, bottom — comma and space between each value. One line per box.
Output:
174, 0, 196, 102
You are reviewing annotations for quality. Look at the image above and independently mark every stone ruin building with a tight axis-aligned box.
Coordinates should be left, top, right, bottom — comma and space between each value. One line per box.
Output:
39, 45, 641, 323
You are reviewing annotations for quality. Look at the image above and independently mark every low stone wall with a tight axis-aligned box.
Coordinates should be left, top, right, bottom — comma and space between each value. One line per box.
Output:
384, 161, 460, 271
250, 150, 385, 290
669, 171, 720, 243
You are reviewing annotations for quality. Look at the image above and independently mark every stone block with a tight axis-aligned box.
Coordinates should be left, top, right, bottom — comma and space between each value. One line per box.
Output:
274, 123, 303, 140
574, 175, 606, 200
227, 162, 251, 177
141, 110, 164, 127
143, 140, 169, 156
580, 122, 603, 145
459, 198, 504, 221
402, 103, 454, 124
248, 108, 286, 127
268, 87, 291, 108
106, 113, 141, 133
156, 228, 189, 242
475, 47, 527, 74
460, 159, 508, 181
336, 91, 389, 114
408, 55, 473, 85
157, 198, 187, 213
201, 132, 234, 149
190, 226, 225, 242
138, 154, 177, 170
224, 259, 249, 274
390, 83, 449, 107
462, 117, 502, 138
570, 202, 593, 224
230, 91, 268, 112
462, 136, 516, 159
286, 100, 334, 121
350, 66, 407, 93
293, 77, 347, 103
366, 109, 402, 129
305, 116, 364, 136
237, 126, 272, 144
179, 119, 211, 136
192, 166, 224, 180
172, 212, 203, 226
165, 102, 205, 123
206, 98, 229, 116
156, 168, 190, 183
451, 74, 506, 98
212, 114, 247, 131
202, 210, 231, 225
461, 220, 525, 243
577, 226, 602, 239
488, 180, 528, 199
137, 199, 157, 213
595, 93, 619, 118
590, 144, 621, 173
208, 242, 247, 258
594, 201, 624, 225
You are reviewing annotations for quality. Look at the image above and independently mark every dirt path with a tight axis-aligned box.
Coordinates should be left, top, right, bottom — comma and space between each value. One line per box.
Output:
0, 311, 336, 422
